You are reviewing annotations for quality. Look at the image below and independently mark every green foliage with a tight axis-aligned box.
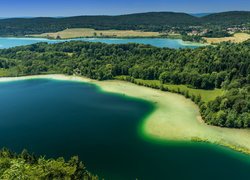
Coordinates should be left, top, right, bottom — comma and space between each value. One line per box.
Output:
203, 30, 230, 38
182, 35, 203, 42
0, 148, 98, 180
201, 85, 250, 128
202, 11, 250, 26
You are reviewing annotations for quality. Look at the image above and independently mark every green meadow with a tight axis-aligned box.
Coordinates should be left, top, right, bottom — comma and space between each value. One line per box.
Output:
116, 76, 224, 103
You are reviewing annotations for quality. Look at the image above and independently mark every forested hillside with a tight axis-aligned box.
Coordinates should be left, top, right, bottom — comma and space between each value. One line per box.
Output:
203, 11, 250, 26
0, 40, 249, 128
0, 11, 249, 36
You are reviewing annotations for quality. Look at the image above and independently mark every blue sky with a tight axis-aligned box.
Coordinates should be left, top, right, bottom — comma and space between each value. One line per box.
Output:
0, 0, 249, 17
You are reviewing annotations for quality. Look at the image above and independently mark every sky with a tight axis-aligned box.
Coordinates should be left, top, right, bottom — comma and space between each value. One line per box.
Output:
0, 0, 249, 17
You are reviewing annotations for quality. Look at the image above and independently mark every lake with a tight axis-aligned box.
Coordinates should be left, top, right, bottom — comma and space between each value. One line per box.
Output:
0, 79, 250, 180
0, 37, 203, 49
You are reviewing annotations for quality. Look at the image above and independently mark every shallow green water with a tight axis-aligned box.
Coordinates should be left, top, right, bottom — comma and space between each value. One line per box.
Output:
0, 79, 250, 180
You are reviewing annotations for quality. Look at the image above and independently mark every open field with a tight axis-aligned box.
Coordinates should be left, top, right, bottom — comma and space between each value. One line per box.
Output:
204, 33, 250, 44
0, 74, 249, 154
29, 28, 162, 39
116, 76, 224, 103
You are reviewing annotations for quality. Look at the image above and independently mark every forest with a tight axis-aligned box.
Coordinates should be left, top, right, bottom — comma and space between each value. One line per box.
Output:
0, 11, 249, 37
0, 148, 98, 179
0, 40, 249, 128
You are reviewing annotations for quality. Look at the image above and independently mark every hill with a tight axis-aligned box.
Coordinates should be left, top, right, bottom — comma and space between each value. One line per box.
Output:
0, 11, 249, 37
190, 13, 212, 17
0, 12, 198, 36
202, 11, 250, 26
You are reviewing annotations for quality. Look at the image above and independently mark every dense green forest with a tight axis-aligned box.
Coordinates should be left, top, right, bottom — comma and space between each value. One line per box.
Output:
0, 148, 98, 179
202, 11, 250, 26
0, 40, 249, 128
0, 11, 249, 37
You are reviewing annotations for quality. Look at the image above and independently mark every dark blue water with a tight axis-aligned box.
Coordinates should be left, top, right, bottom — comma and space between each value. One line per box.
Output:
0, 37, 203, 49
0, 79, 249, 180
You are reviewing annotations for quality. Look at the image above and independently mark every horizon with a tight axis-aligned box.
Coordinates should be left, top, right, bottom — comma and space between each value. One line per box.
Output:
0, 10, 249, 19
0, 0, 249, 17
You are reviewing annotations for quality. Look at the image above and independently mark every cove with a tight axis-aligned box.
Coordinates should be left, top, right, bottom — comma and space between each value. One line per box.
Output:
0, 78, 250, 180
0, 37, 203, 49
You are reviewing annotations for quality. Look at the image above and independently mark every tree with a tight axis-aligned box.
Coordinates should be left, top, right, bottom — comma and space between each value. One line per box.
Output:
216, 110, 227, 127
239, 113, 250, 128
159, 72, 171, 84
225, 110, 238, 127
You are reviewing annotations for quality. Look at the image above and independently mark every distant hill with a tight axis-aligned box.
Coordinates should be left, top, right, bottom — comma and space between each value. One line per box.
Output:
190, 13, 212, 17
0, 11, 249, 36
202, 11, 250, 25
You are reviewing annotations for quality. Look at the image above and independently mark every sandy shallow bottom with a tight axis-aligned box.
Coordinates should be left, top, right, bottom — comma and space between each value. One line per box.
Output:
0, 74, 249, 153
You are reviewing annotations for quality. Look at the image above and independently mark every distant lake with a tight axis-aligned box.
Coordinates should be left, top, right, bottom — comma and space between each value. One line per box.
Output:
0, 79, 250, 180
0, 37, 203, 49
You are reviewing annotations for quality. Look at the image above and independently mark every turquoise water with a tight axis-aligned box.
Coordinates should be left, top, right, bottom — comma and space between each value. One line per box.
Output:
0, 37, 202, 49
0, 79, 250, 180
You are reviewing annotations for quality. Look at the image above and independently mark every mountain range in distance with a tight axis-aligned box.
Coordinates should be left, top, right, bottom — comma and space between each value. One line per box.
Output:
0, 11, 245, 19
0, 11, 249, 36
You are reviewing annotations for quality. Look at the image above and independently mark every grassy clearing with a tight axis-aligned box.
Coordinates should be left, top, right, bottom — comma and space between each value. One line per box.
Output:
115, 76, 224, 103
29, 28, 162, 39
204, 33, 250, 44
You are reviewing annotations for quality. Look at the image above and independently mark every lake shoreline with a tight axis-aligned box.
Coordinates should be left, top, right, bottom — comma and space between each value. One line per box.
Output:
0, 36, 205, 47
0, 74, 249, 155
